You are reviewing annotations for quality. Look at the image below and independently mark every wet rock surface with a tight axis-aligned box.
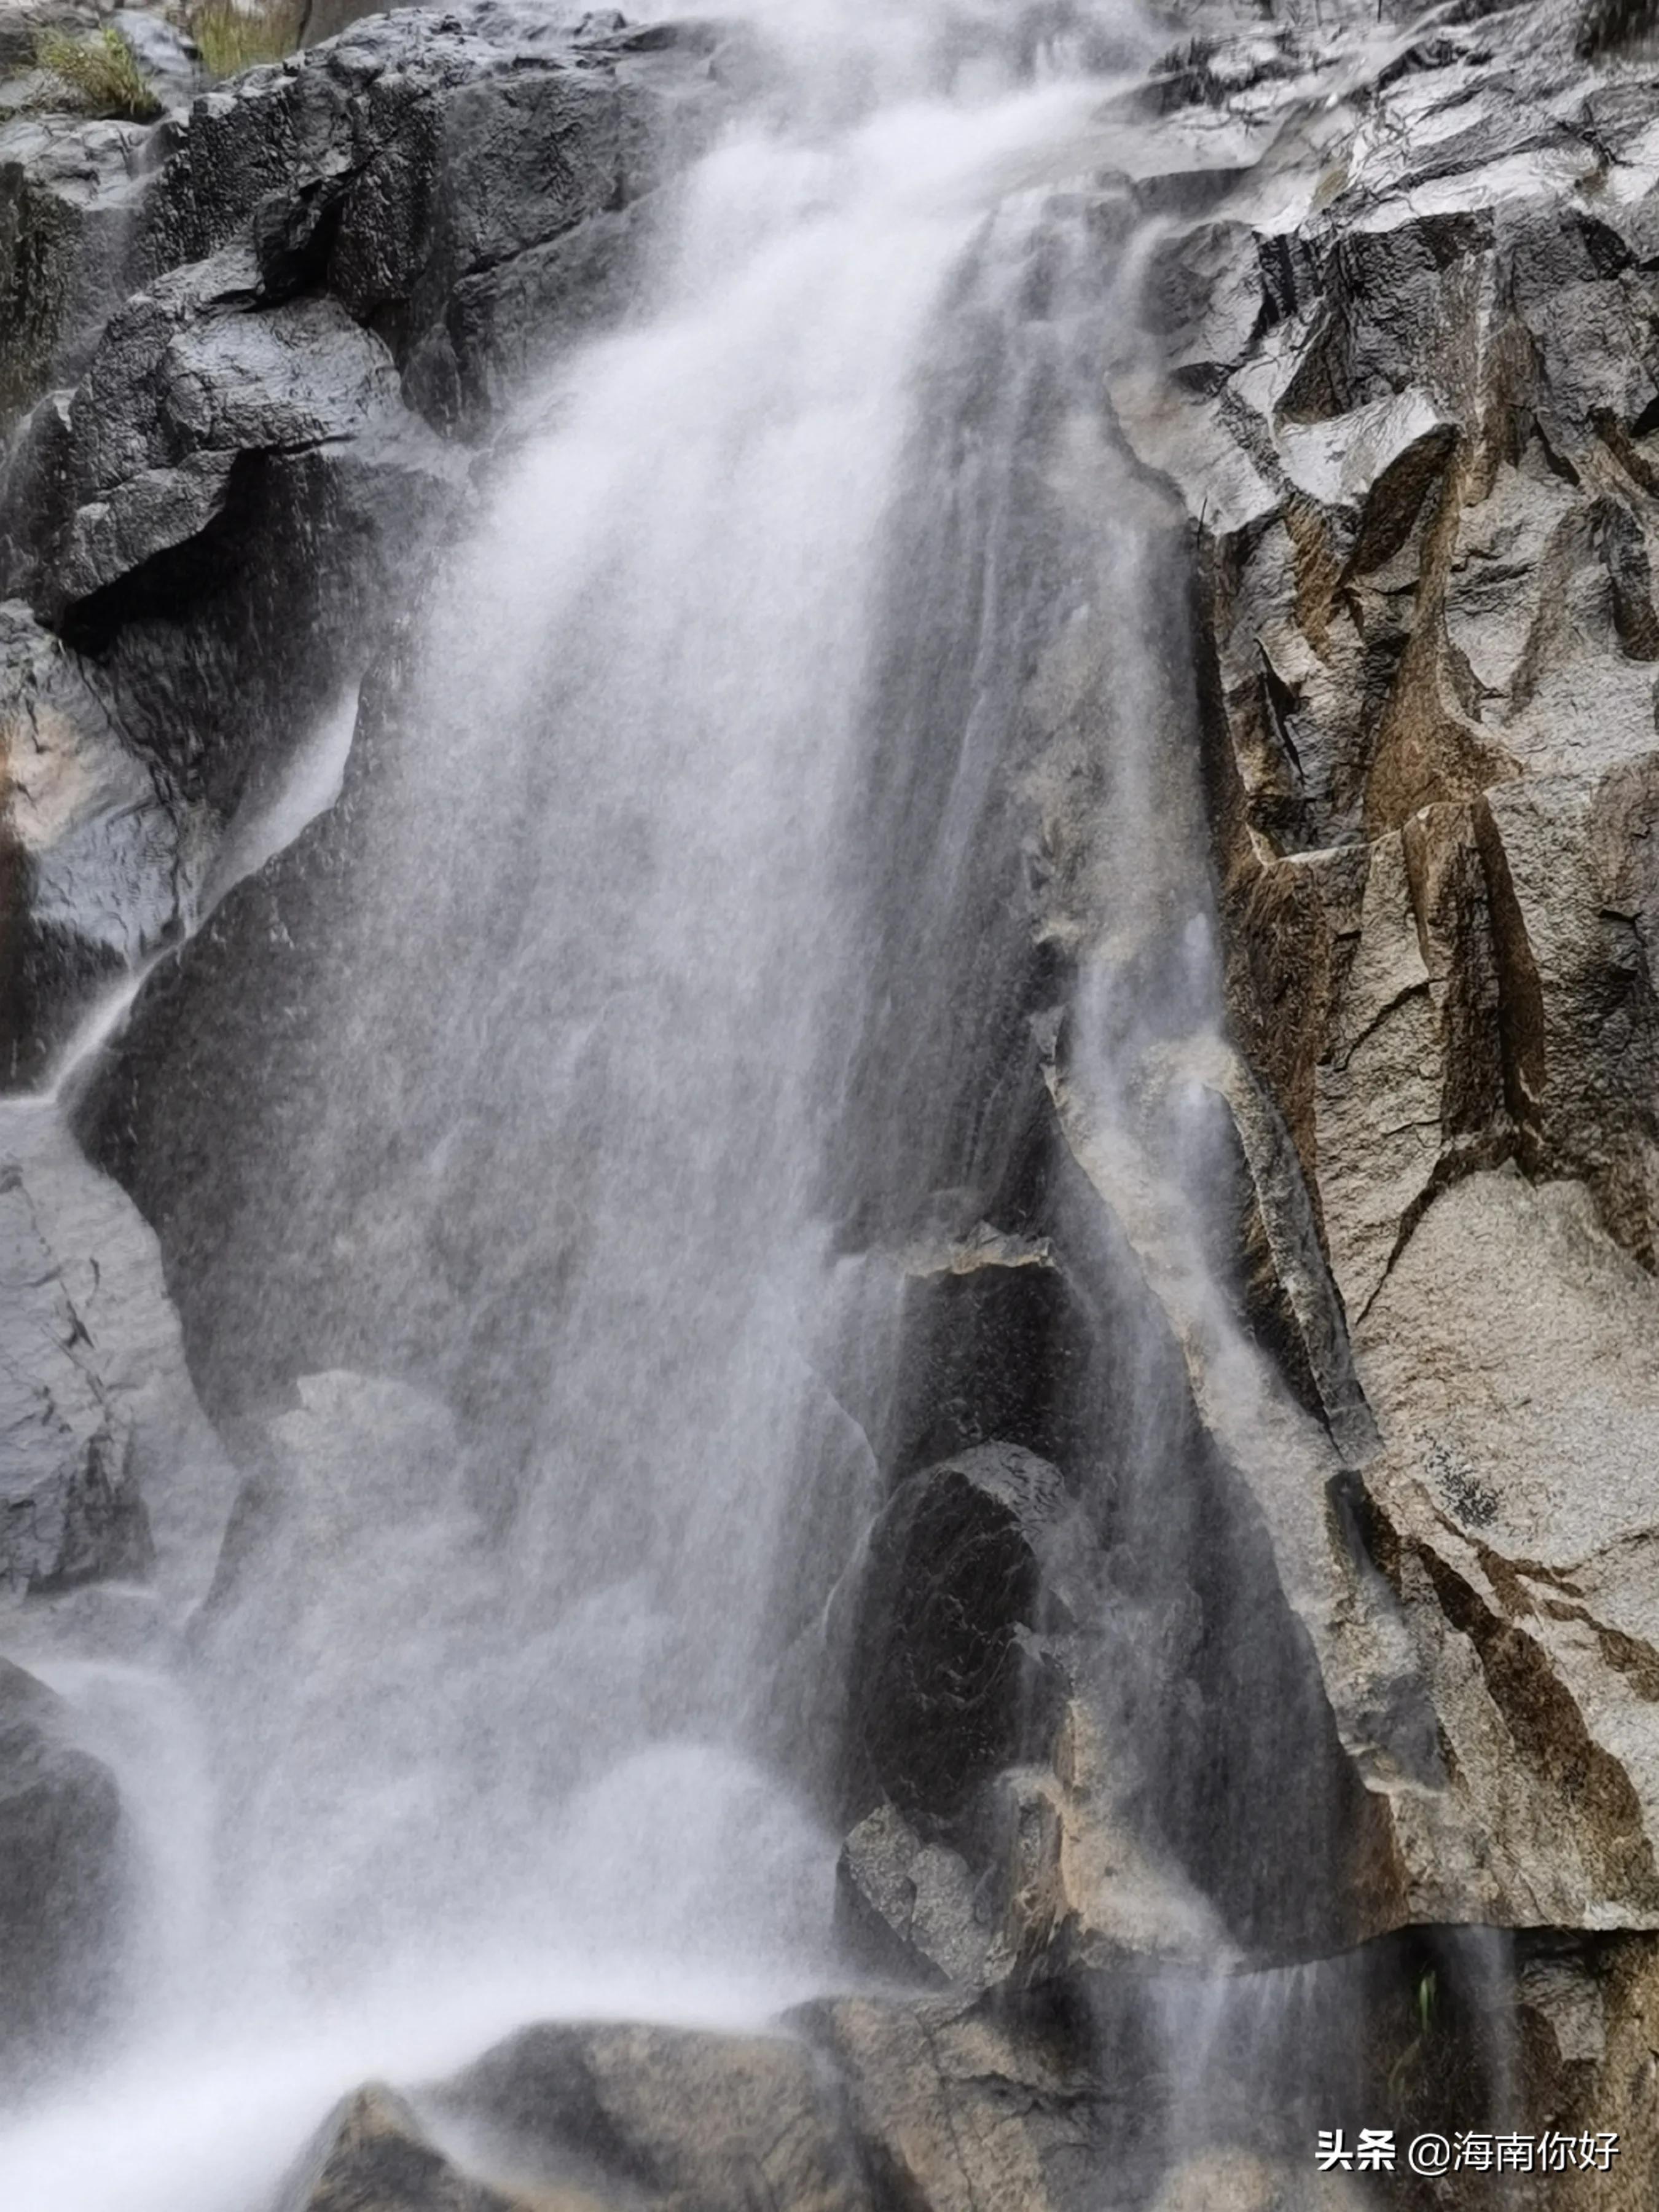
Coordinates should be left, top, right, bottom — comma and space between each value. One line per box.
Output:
395, 2001, 1121, 2212
1515, 1929, 1659, 2212
0, 1147, 148, 1592
0, 0, 727, 1067
0, 1653, 122, 2074
0, 600, 187, 1075
1103, 0, 1659, 1950
0, 1098, 234, 1602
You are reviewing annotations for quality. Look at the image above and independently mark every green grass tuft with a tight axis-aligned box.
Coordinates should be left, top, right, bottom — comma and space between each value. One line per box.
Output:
189, 0, 303, 80
33, 23, 162, 120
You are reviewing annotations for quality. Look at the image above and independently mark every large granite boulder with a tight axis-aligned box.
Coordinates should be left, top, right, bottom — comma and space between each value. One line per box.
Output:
830, 1433, 1394, 1984
272, 1996, 1126, 2212
791, 1993, 1107, 2212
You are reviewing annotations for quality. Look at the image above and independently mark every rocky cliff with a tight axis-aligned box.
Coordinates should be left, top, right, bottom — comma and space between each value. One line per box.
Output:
7, 0, 1659, 2206
1118, 0, 1659, 1944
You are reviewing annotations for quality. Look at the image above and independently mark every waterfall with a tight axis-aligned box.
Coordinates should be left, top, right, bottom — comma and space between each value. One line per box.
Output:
0, 0, 1473, 2203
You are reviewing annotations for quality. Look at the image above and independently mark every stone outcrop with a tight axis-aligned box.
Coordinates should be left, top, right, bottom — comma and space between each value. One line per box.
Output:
0, 1143, 148, 1592
0, 601, 187, 1070
794, 1994, 1104, 2212
1516, 1929, 1659, 2212
276, 2082, 536, 2212
0, 1, 726, 1071
833, 1441, 1228, 1988
0, 1096, 234, 1603
359, 2001, 1115, 2212
1103, 0, 1659, 1946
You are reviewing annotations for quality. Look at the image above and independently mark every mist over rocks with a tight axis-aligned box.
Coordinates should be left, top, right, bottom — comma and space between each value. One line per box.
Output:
276, 2082, 536, 2212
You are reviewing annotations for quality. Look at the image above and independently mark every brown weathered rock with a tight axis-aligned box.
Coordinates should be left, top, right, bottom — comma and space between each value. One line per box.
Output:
1107, 0, 1659, 1943
1148, 2149, 1371, 2212
275, 2083, 534, 2212
1516, 1931, 1659, 2212
792, 1991, 1100, 2212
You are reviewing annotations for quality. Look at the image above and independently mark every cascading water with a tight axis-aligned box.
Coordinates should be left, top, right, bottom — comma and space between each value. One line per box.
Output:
0, 0, 1520, 2205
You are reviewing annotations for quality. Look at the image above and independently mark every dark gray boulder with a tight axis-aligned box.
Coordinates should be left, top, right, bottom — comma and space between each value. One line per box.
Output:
0, 1654, 124, 2073
125, 5, 729, 438
0, 1097, 234, 1607
837, 1443, 1077, 1833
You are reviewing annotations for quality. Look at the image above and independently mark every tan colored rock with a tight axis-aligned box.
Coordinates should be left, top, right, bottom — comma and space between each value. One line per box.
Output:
1111, 0, 1659, 1947
1517, 1932, 1659, 2212
1355, 1168, 1659, 1923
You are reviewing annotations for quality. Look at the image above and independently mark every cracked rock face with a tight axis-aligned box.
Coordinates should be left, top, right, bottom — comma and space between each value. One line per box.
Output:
0, 1098, 235, 1603
0, 2, 726, 1073
1117, 0, 1659, 1932
0, 1147, 149, 1593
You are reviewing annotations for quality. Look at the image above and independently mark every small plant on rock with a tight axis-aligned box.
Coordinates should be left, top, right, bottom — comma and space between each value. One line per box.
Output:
189, 0, 304, 79
33, 23, 162, 119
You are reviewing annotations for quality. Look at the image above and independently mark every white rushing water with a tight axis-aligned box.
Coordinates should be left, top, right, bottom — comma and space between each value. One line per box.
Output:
0, 0, 1306, 2203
